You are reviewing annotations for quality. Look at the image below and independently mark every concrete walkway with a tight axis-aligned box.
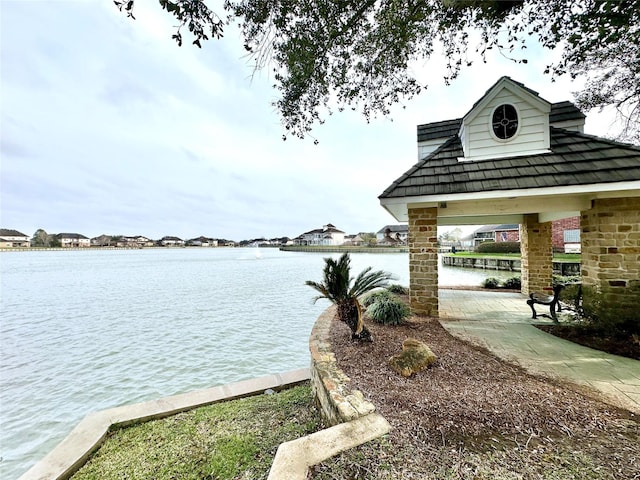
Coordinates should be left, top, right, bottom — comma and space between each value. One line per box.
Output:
438, 288, 640, 414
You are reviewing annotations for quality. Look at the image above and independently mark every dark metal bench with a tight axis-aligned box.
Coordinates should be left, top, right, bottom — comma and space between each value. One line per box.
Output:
527, 284, 564, 321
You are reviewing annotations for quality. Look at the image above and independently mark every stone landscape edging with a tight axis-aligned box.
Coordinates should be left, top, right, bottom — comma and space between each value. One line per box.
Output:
267, 412, 390, 479
267, 305, 391, 480
19, 369, 310, 480
308, 306, 377, 425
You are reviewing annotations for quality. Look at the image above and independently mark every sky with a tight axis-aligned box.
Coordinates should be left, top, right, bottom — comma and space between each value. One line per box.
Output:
0, 1, 621, 242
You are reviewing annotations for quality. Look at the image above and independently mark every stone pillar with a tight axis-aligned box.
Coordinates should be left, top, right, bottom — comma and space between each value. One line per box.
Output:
520, 214, 553, 296
407, 207, 438, 316
581, 197, 640, 304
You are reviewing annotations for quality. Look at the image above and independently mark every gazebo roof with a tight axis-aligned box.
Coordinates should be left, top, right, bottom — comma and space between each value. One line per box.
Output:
381, 77, 640, 226
380, 128, 640, 225
381, 128, 640, 199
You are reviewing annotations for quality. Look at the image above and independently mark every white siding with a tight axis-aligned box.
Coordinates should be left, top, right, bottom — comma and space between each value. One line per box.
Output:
461, 87, 550, 161
550, 119, 584, 132
417, 139, 447, 159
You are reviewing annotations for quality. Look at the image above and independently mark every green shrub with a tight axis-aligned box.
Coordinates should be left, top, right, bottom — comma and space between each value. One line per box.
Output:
386, 284, 409, 295
482, 277, 501, 289
366, 296, 411, 325
559, 283, 582, 309
581, 285, 640, 335
554, 274, 581, 285
502, 276, 521, 290
362, 289, 395, 308
476, 241, 521, 254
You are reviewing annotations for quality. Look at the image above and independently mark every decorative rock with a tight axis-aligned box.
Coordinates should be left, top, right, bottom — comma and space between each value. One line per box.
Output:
389, 338, 437, 377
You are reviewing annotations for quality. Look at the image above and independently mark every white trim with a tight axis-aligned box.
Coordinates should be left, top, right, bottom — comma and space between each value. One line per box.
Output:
380, 181, 640, 221
459, 78, 552, 161
457, 148, 552, 162
383, 181, 640, 206
437, 214, 524, 226
463, 78, 551, 126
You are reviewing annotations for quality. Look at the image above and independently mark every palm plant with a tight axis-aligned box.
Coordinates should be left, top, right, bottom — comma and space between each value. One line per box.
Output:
306, 253, 394, 341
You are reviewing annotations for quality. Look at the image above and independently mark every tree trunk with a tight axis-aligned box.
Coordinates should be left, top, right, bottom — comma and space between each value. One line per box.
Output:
339, 299, 372, 342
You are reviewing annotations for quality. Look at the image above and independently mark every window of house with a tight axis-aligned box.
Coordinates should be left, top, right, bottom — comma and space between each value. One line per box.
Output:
492, 104, 519, 140
564, 229, 580, 243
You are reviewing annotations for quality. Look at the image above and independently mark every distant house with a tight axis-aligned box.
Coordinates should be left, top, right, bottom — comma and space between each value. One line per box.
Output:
471, 221, 579, 252
91, 234, 114, 247
0, 229, 30, 248
123, 235, 154, 247
294, 224, 346, 246
376, 225, 408, 244
343, 234, 365, 246
56, 233, 90, 247
458, 234, 475, 250
472, 224, 520, 246
160, 236, 185, 247
187, 236, 218, 247
552, 217, 581, 253
272, 237, 293, 246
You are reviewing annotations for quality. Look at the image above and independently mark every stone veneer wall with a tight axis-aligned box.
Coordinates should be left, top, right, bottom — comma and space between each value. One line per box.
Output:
520, 214, 553, 296
407, 207, 439, 316
581, 197, 640, 303
309, 306, 376, 426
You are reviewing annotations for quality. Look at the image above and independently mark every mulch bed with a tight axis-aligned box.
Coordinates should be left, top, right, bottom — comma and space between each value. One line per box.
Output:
322, 314, 640, 478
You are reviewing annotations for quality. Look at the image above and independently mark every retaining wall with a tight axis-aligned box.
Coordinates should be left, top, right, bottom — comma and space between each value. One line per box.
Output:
441, 255, 580, 276
308, 306, 376, 425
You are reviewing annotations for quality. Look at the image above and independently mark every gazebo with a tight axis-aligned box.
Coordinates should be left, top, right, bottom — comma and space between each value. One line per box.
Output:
379, 76, 640, 316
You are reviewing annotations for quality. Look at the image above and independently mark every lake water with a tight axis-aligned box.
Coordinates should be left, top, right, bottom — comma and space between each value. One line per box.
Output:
0, 248, 515, 479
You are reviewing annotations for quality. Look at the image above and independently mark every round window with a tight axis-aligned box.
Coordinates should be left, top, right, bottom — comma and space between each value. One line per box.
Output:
492, 104, 519, 140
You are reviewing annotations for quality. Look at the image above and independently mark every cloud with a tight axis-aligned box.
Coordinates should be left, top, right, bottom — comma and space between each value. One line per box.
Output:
0, 1, 618, 242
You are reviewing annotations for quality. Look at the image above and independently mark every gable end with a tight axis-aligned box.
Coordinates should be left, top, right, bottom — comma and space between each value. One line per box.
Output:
460, 77, 551, 161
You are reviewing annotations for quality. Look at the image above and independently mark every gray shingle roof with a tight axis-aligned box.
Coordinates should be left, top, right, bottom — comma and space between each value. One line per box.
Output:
380, 128, 640, 199
0, 229, 27, 237
417, 102, 585, 143
55, 233, 89, 239
549, 101, 586, 123
417, 119, 462, 142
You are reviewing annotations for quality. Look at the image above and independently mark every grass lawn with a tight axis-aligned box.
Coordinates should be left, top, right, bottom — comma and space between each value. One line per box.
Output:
71, 384, 321, 480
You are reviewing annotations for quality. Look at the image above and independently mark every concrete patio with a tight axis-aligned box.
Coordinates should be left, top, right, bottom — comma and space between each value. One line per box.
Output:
438, 288, 640, 414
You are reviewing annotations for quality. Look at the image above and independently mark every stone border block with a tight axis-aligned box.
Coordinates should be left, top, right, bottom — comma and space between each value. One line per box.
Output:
309, 306, 377, 425
267, 413, 390, 480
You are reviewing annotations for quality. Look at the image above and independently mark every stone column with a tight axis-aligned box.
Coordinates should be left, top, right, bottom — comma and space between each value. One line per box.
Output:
520, 214, 553, 296
407, 207, 438, 316
581, 197, 640, 304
